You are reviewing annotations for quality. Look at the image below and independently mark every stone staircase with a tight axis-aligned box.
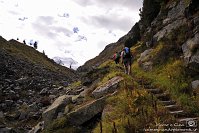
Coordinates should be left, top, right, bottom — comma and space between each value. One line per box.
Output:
139, 81, 199, 132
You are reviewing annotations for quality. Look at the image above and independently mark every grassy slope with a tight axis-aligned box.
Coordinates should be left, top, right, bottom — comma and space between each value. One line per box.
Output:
91, 42, 199, 132
0, 37, 75, 76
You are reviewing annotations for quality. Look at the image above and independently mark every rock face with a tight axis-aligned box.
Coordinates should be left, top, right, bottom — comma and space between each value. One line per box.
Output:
92, 76, 123, 98
42, 95, 72, 126
154, 18, 187, 41
151, 0, 188, 42
67, 97, 106, 126
167, 0, 187, 20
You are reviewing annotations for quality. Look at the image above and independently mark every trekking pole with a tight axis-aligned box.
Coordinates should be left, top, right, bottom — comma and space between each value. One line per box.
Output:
100, 120, 103, 133
113, 122, 117, 133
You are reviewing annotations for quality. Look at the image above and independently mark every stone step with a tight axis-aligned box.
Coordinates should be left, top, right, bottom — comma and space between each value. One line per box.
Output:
146, 88, 163, 94
159, 100, 176, 106
155, 93, 170, 101
164, 104, 181, 111
144, 84, 153, 89
178, 117, 198, 123
169, 110, 187, 118
169, 110, 184, 114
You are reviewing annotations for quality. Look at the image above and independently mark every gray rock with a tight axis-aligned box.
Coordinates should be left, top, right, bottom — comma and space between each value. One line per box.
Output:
31, 112, 42, 120
137, 49, 154, 71
49, 95, 56, 102
167, 0, 186, 20
163, 18, 172, 25
138, 49, 153, 62
17, 100, 23, 104
5, 100, 14, 106
9, 90, 15, 94
64, 106, 70, 114
92, 76, 123, 99
0, 111, 4, 118
182, 33, 199, 65
194, 25, 199, 34
71, 95, 84, 105
29, 103, 39, 112
166, 1, 177, 9
142, 61, 153, 71
19, 111, 28, 120
190, 50, 199, 64
14, 86, 21, 90
191, 80, 199, 90
57, 86, 64, 90
28, 121, 44, 133
82, 78, 92, 86
39, 88, 49, 95
57, 112, 64, 119
76, 87, 85, 94
154, 19, 186, 41
79, 86, 89, 97
0, 103, 7, 111
67, 96, 106, 126
42, 95, 72, 126
0, 127, 12, 133
194, 16, 199, 26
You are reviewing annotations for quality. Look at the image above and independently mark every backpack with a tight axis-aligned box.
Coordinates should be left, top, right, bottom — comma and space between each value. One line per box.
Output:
123, 47, 131, 58
116, 52, 120, 59
113, 52, 120, 60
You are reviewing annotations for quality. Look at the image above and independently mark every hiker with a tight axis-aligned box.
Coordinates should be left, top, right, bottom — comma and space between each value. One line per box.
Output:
121, 46, 132, 75
112, 52, 120, 64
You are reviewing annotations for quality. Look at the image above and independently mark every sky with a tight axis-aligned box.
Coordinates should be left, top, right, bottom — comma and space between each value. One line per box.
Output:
0, 0, 143, 67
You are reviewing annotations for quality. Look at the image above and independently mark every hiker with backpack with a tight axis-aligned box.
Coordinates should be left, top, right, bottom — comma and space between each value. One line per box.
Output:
121, 46, 132, 75
112, 51, 120, 64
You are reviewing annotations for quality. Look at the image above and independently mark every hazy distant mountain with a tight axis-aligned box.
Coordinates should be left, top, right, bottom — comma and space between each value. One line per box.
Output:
53, 56, 79, 70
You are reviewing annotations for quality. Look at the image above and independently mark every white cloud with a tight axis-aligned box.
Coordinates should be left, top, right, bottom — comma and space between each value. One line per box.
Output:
0, 0, 142, 67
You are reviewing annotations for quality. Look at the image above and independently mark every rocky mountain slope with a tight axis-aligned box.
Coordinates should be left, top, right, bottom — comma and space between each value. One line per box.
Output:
0, 37, 78, 132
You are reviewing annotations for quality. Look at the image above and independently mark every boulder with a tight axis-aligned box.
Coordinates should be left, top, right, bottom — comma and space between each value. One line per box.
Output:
138, 49, 154, 71
138, 49, 153, 63
191, 80, 199, 90
67, 97, 106, 126
92, 76, 123, 99
42, 95, 72, 126
182, 33, 199, 67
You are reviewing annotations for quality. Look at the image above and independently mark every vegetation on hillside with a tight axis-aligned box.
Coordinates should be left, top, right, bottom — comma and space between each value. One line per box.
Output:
92, 40, 199, 132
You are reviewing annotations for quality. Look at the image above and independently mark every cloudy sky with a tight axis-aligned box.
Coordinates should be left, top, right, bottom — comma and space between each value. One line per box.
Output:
0, 0, 143, 67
